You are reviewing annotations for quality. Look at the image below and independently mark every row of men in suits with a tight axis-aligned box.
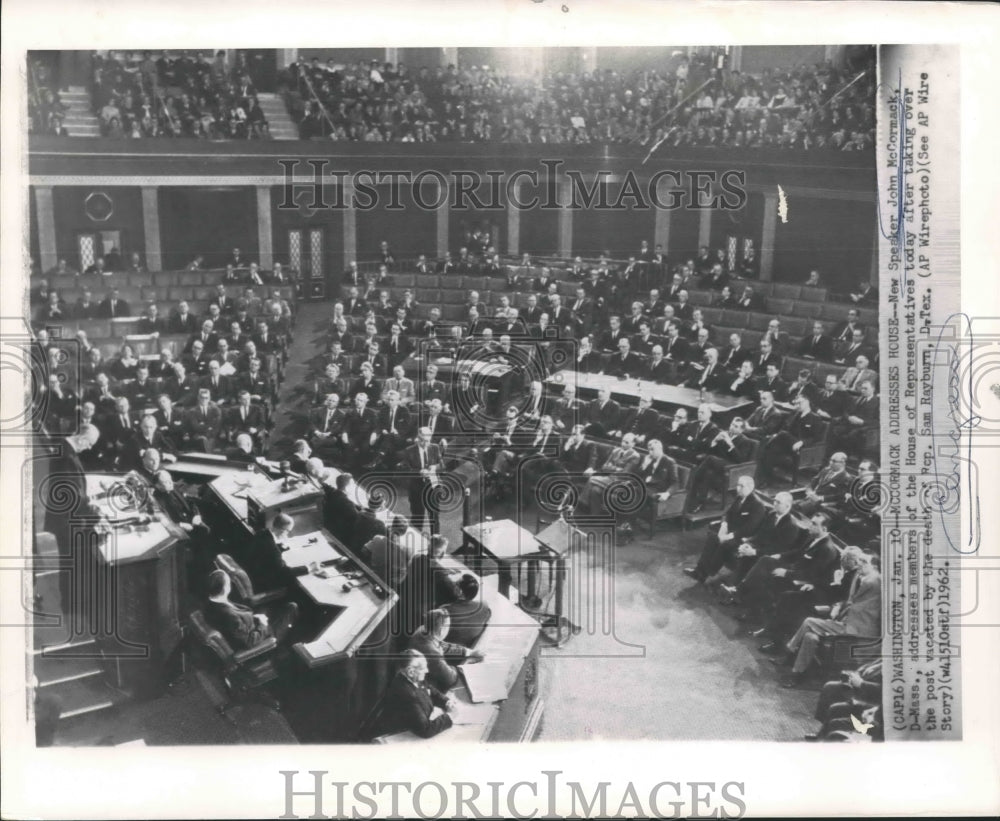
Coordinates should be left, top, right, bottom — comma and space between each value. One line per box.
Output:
73, 384, 270, 469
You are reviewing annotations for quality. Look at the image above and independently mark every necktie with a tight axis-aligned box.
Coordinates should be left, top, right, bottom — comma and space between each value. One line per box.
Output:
420, 447, 426, 469
121, 414, 127, 427
242, 407, 247, 422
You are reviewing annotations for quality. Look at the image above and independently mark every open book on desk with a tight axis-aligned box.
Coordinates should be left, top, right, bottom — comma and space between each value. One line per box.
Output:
431, 703, 496, 725
461, 661, 515, 703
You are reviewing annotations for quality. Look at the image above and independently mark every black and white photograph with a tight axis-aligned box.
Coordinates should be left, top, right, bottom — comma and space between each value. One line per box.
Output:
2, 2, 999, 819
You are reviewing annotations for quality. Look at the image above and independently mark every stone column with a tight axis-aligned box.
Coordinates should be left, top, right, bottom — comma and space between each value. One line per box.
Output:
34, 186, 57, 273
255, 186, 273, 270
141, 187, 162, 272
759, 191, 779, 282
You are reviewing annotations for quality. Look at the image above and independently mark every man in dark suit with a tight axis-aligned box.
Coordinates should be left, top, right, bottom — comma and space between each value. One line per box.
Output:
743, 391, 786, 440
603, 338, 643, 379
757, 395, 824, 486
597, 316, 626, 352
137, 304, 166, 335
684, 474, 767, 584
683, 347, 726, 391
830, 379, 879, 456
685, 417, 756, 512
797, 321, 835, 362
444, 574, 492, 647
74, 289, 99, 320
121, 413, 177, 471
375, 390, 413, 466
342, 391, 380, 469
200, 360, 234, 406
403, 427, 444, 532
98, 288, 130, 319
755, 363, 789, 402
831, 309, 866, 344
239, 513, 295, 590
675, 403, 721, 460
105, 396, 139, 455
203, 568, 298, 651
308, 392, 346, 458
352, 498, 388, 558
183, 388, 223, 452
752, 340, 782, 376
186, 320, 219, 356
583, 388, 621, 440
723, 491, 802, 585
719, 333, 751, 372
559, 424, 597, 477
351, 362, 382, 405
419, 399, 455, 450
416, 364, 447, 407
796, 452, 852, 516
610, 395, 661, 445
729, 509, 836, 624
721, 493, 812, 621
322, 472, 362, 547
36, 425, 101, 616
631, 439, 677, 525
571, 336, 603, 374
224, 390, 268, 447
813, 374, 850, 421
662, 323, 690, 368
373, 649, 455, 739
642, 345, 674, 384
833, 328, 870, 366
168, 301, 199, 335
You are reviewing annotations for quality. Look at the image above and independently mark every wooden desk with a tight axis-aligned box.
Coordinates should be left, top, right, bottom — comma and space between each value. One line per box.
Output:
374, 574, 543, 744
291, 529, 398, 668
461, 519, 547, 600
208, 472, 323, 534
546, 370, 754, 417
84, 474, 185, 698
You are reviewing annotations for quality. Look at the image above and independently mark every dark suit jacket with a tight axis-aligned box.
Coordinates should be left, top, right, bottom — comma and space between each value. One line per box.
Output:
416, 379, 447, 405
748, 511, 803, 561
377, 405, 412, 437
352, 510, 387, 553
344, 406, 379, 443
797, 333, 835, 362
184, 403, 223, 440
168, 312, 200, 335
643, 357, 674, 384
636, 454, 677, 494
755, 375, 788, 401
723, 494, 768, 541
204, 599, 267, 651
560, 438, 597, 473
745, 404, 785, 437
780, 410, 824, 444
662, 335, 690, 364
322, 487, 361, 545
788, 535, 841, 587
375, 671, 452, 739
618, 407, 662, 439
678, 420, 721, 455
225, 404, 268, 435
586, 398, 621, 430
98, 297, 131, 319
684, 363, 727, 391
604, 351, 645, 379
719, 346, 752, 371
445, 598, 492, 647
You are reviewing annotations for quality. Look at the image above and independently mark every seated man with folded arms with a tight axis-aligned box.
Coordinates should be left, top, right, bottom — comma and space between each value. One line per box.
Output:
756, 395, 823, 487
203, 568, 298, 651
375, 649, 457, 739
408, 608, 486, 692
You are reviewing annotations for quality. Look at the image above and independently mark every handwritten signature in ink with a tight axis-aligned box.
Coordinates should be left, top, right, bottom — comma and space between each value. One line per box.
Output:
927, 313, 981, 553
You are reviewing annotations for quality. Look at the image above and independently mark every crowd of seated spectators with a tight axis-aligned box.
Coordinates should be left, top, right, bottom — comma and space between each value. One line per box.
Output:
288, 49, 875, 149
31, 248, 297, 471
30, 223, 883, 740
28, 57, 69, 136
89, 51, 269, 139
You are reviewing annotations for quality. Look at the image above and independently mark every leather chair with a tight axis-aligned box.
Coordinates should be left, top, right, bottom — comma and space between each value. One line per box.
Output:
214, 553, 287, 609
187, 609, 280, 718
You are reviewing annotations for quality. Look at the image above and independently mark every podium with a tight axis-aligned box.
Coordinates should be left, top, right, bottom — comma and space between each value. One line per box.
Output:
84, 475, 186, 698
208, 472, 323, 534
